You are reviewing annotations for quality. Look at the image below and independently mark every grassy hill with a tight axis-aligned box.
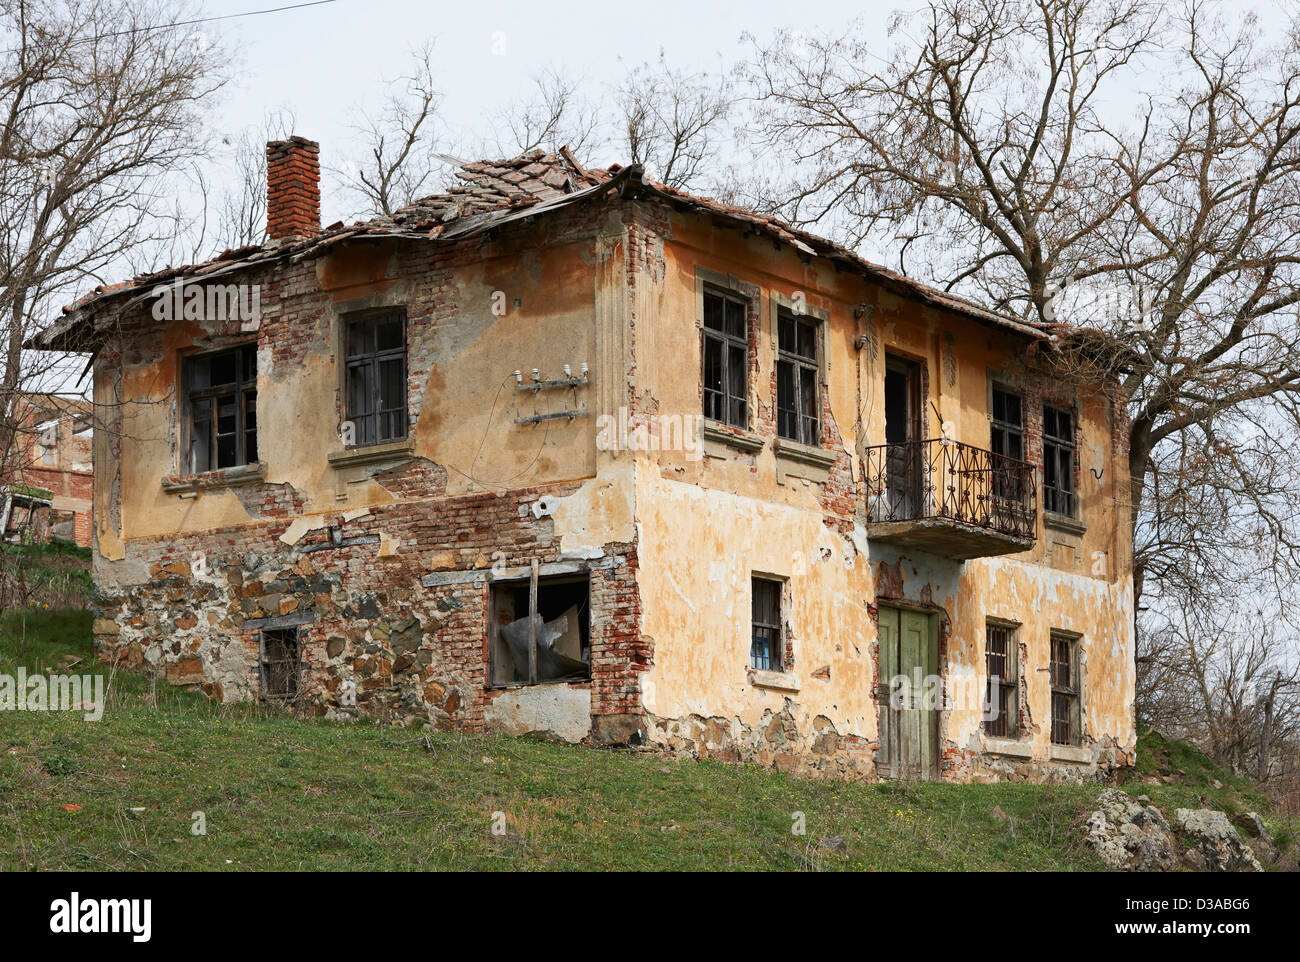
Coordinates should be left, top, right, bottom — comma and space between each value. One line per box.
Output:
0, 609, 1292, 871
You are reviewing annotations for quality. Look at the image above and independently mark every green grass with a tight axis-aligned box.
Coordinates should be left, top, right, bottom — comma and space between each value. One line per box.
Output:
0, 611, 1278, 871
0, 542, 92, 610
1125, 728, 1269, 813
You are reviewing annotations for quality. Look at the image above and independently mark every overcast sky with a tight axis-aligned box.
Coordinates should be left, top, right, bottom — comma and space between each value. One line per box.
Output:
193, 0, 909, 223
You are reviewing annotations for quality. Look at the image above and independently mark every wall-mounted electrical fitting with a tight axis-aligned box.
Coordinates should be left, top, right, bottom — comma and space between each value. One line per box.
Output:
513, 361, 591, 423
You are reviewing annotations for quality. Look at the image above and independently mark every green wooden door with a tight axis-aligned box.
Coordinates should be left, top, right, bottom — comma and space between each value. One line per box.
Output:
876, 606, 939, 780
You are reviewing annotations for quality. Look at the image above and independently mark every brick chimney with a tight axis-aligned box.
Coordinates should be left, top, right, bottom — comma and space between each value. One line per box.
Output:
265, 136, 321, 241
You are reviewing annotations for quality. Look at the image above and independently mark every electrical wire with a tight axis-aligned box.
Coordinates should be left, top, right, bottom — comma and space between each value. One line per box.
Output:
2, 0, 341, 54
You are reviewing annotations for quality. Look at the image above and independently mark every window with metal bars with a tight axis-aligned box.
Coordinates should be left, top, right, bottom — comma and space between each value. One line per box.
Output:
184, 344, 257, 473
346, 311, 407, 446
701, 287, 749, 428
984, 622, 1018, 737
990, 386, 1024, 501
776, 309, 820, 445
260, 628, 300, 700
750, 577, 783, 671
1050, 633, 1079, 745
1043, 404, 1076, 516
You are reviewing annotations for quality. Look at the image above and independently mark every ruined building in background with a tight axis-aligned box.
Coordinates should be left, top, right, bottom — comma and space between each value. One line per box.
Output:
33, 137, 1135, 782
1, 395, 93, 546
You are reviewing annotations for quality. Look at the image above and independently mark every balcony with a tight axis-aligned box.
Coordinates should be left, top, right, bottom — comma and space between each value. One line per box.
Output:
864, 438, 1038, 560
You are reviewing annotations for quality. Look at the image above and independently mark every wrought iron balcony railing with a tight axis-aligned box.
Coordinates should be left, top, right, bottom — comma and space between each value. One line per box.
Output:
864, 438, 1038, 542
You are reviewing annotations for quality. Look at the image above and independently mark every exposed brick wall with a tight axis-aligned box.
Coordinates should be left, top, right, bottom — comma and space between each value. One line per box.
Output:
265, 137, 321, 241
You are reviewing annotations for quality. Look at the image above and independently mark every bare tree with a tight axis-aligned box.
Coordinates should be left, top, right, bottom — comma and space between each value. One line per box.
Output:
210, 108, 297, 252
494, 67, 603, 159
1143, 584, 1300, 775
616, 52, 734, 191
334, 42, 448, 218
0, 0, 227, 454
746, 0, 1300, 620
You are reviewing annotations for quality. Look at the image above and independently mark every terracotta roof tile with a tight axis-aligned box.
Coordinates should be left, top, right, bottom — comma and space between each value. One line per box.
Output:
31, 149, 1048, 350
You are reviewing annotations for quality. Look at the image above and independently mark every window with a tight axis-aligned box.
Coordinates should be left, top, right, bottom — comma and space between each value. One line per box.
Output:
489, 575, 590, 686
185, 344, 257, 473
261, 628, 300, 700
984, 622, 1018, 737
776, 310, 820, 445
1050, 633, 1080, 745
346, 311, 407, 446
1042, 404, 1076, 515
750, 577, 783, 671
701, 287, 748, 428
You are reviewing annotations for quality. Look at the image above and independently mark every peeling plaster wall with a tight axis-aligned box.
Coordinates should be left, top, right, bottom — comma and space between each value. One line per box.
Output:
106, 228, 605, 543
92, 201, 644, 742
626, 206, 1135, 780
90, 193, 1134, 781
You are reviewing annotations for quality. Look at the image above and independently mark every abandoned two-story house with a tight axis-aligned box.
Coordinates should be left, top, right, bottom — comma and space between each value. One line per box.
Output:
33, 137, 1135, 782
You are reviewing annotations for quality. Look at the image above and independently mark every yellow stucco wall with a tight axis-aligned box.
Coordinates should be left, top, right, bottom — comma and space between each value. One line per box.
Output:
630, 209, 1135, 772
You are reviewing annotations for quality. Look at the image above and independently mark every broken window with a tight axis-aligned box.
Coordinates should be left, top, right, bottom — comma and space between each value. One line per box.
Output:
1050, 632, 1080, 745
750, 577, 784, 671
489, 573, 590, 686
776, 310, 820, 445
984, 621, 1018, 737
990, 385, 1024, 502
346, 310, 407, 446
1042, 404, 1076, 516
261, 628, 300, 700
184, 344, 257, 473
701, 287, 748, 428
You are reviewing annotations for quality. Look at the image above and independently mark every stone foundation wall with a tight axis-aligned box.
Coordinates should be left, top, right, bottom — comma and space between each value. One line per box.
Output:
639, 706, 1127, 783
93, 482, 646, 741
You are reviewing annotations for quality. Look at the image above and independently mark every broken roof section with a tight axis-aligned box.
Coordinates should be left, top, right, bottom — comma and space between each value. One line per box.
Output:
31, 148, 1051, 351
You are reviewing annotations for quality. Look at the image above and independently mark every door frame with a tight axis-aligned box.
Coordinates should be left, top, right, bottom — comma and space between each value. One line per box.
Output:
876, 603, 941, 780
883, 354, 924, 518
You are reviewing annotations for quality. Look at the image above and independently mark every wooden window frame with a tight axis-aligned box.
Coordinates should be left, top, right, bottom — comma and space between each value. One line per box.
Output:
1042, 403, 1077, 517
182, 343, 258, 474
1050, 632, 1081, 746
345, 309, 408, 448
984, 620, 1019, 737
700, 285, 750, 429
776, 309, 821, 446
750, 576, 785, 671
487, 564, 591, 688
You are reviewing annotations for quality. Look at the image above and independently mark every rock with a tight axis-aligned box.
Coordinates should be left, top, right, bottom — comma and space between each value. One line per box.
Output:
1173, 809, 1263, 872
1137, 795, 1151, 804
1233, 811, 1267, 839
819, 835, 848, 854
1184, 848, 1207, 870
1083, 790, 1178, 871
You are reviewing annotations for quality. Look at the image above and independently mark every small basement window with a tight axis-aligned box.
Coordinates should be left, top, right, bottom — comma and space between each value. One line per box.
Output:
489, 574, 590, 686
261, 628, 300, 700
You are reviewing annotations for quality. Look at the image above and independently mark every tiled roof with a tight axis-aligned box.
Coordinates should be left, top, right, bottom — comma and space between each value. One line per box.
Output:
31, 149, 1049, 350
